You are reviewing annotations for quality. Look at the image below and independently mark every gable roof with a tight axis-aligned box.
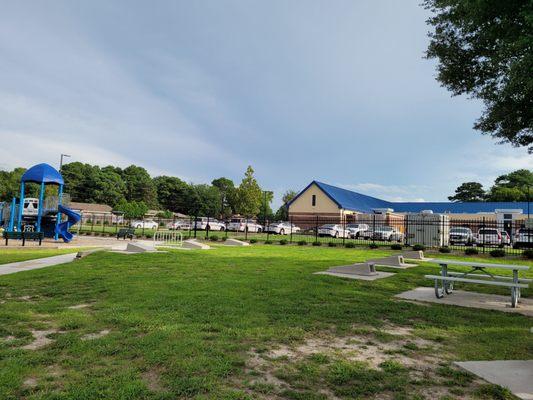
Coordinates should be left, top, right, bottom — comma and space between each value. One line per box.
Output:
289, 181, 530, 214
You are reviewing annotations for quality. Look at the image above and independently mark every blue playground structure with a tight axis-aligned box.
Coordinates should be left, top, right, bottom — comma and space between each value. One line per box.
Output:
0, 163, 81, 243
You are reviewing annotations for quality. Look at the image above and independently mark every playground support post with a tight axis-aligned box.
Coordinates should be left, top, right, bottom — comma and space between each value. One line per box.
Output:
16, 182, 25, 231
8, 197, 16, 231
36, 182, 45, 232
54, 184, 64, 240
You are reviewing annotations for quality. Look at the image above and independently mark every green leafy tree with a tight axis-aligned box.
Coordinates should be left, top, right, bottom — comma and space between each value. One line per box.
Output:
115, 200, 148, 219
211, 177, 237, 218
0, 168, 37, 201
486, 169, 533, 201
257, 191, 274, 223
274, 190, 298, 220
122, 165, 158, 207
424, 0, 533, 152
153, 176, 191, 213
235, 166, 262, 217
448, 182, 486, 202
187, 184, 221, 217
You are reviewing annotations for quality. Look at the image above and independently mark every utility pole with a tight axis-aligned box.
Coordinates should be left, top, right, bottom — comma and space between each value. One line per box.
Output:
59, 154, 71, 172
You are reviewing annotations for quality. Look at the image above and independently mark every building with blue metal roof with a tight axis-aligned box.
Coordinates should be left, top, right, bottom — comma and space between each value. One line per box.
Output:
287, 181, 530, 221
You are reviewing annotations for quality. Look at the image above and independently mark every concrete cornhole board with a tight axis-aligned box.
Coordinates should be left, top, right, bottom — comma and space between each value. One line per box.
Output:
368, 255, 417, 269
224, 238, 250, 246
126, 242, 157, 253
395, 287, 533, 317
454, 360, 533, 400
402, 250, 432, 261
315, 263, 395, 281
182, 239, 211, 250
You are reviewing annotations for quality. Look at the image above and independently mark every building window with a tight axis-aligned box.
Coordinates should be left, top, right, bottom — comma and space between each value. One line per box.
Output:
312, 195, 316, 206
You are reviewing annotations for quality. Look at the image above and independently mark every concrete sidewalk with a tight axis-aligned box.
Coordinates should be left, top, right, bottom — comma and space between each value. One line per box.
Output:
0, 253, 78, 276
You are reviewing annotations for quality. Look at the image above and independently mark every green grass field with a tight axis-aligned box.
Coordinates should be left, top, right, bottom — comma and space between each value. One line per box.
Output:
0, 245, 531, 399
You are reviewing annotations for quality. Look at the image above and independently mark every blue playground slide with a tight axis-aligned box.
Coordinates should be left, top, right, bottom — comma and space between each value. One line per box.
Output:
55, 204, 81, 243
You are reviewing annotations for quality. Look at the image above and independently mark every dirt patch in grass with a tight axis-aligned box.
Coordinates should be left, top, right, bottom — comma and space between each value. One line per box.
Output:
141, 369, 165, 392
81, 329, 110, 341
68, 303, 92, 310
22, 329, 60, 350
244, 324, 490, 399
22, 377, 38, 388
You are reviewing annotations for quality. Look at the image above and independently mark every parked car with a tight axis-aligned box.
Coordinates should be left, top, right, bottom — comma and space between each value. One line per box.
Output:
449, 227, 474, 245
317, 224, 348, 238
475, 228, 505, 245
131, 219, 159, 229
266, 222, 301, 235
514, 228, 533, 249
373, 226, 403, 242
227, 218, 262, 233
193, 217, 226, 231
345, 223, 369, 238
168, 220, 191, 230
359, 228, 374, 240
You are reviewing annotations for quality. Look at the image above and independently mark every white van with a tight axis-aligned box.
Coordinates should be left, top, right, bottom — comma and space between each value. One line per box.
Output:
22, 198, 39, 216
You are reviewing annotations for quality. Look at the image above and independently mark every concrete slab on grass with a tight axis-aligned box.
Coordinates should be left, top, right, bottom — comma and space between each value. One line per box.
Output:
368, 255, 417, 269
0, 253, 78, 275
224, 238, 250, 246
315, 263, 395, 281
395, 287, 533, 317
454, 360, 533, 400
182, 239, 211, 250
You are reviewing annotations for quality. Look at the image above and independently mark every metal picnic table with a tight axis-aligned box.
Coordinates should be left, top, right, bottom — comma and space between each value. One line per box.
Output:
425, 259, 531, 308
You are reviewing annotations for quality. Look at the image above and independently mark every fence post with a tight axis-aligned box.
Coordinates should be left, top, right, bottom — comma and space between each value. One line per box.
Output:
245, 221, 248, 241
194, 214, 197, 239
225, 219, 228, 240
141, 215, 145, 237
206, 216, 210, 240
289, 216, 293, 244
102, 213, 106, 233
342, 216, 346, 246
266, 219, 270, 242
315, 215, 319, 243
482, 216, 486, 253
91, 214, 95, 234
372, 214, 376, 245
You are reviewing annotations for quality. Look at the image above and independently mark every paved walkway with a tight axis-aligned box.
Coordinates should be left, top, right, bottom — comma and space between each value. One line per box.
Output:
0, 253, 78, 276
455, 360, 533, 400
396, 287, 533, 317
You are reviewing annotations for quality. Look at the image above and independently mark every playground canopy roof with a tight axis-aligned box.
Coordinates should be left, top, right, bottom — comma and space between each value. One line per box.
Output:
21, 163, 64, 185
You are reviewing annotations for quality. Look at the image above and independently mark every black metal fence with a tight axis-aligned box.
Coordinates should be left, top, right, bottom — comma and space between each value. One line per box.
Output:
75, 213, 532, 255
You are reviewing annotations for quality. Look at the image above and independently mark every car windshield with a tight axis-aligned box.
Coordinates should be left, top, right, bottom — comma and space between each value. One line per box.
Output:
519, 229, 533, 234
346, 224, 362, 228
376, 227, 393, 232
321, 224, 336, 228
450, 228, 469, 233
230, 219, 243, 223
479, 229, 498, 234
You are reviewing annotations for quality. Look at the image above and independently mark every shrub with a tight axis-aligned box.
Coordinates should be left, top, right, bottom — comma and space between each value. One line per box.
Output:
312, 241, 322, 246
412, 244, 426, 251
464, 247, 479, 255
345, 242, 355, 248
264, 240, 273, 244
279, 239, 288, 245
523, 249, 533, 259
369, 243, 378, 249
439, 246, 451, 253
390, 244, 402, 250
328, 242, 337, 247
298, 240, 307, 246
209, 235, 219, 242
489, 249, 506, 258
249, 238, 257, 244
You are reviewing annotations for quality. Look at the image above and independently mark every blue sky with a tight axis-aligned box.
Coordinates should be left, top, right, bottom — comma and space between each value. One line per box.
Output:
0, 0, 531, 207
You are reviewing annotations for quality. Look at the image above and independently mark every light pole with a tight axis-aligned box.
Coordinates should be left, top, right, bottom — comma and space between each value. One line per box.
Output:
262, 190, 273, 228
59, 154, 71, 172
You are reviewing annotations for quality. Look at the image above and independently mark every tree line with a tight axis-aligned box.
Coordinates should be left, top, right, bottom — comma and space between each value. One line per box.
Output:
0, 163, 297, 220
448, 169, 533, 202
